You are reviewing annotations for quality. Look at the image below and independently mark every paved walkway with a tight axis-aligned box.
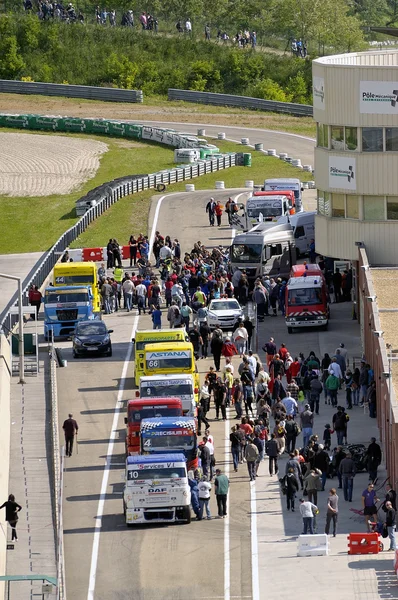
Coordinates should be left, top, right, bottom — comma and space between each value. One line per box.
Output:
5, 347, 57, 599
0, 252, 44, 323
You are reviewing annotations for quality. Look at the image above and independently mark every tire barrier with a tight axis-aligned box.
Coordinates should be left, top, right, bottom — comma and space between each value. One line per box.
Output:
0, 114, 238, 332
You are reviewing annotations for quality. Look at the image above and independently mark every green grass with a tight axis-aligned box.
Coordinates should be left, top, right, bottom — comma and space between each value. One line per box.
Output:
0, 131, 176, 254
71, 138, 312, 248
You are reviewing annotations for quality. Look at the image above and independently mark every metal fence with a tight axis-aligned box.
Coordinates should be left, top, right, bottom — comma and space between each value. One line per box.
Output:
49, 342, 66, 600
0, 79, 143, 103
168, 88, 313, 117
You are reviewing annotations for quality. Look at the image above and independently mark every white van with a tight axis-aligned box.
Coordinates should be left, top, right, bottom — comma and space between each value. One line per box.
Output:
264, 178, 304, 212
139, 374, 197, 416
289, 211, 316, 257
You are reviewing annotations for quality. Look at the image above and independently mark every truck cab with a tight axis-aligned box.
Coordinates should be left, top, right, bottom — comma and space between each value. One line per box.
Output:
138, 374, 198, 416
140, 416, 198, 471
264, 178, 304, 212
285, 275, 329, 333
123, 453, 191, 525
43, 285, 94, 340
132, 328, 188, 386
125, 397, 183, 455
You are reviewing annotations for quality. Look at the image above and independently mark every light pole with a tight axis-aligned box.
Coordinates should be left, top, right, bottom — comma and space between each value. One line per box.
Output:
0, 273, 25, 384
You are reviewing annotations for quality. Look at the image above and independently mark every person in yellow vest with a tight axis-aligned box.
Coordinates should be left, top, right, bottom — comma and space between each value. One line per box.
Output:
192, 286, 206, 311
113, 267, 124, 311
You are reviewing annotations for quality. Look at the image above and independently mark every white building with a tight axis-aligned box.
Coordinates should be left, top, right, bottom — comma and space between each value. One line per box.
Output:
313, 49, 398, 264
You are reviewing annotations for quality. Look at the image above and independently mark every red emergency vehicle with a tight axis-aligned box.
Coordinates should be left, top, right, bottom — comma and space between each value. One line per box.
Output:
285, 275, 329, 333
124, 397, 183, 455
290, 263, 324, 279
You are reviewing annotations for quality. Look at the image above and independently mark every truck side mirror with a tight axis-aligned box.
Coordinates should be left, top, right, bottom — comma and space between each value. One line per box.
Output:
124, 417, 128, 425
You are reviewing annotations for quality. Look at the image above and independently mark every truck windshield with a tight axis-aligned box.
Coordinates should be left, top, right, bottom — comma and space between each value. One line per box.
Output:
45, 292, 89, 304
247, 205, 282, 218
146, 354, 192, 370
142, 434, 195, 450
231, 243, 262, 263
136, 338, 182, 350
55, 274, 94, 285
141, 383, 193, 397
288, 288, 322, 306
130, 407, 182, 423
127, 467, 186, 481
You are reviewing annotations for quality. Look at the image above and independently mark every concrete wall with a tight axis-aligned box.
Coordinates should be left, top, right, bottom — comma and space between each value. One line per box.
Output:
0, 334, 11, 600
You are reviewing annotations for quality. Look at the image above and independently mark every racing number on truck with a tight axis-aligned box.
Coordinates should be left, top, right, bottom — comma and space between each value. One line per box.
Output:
143, 439, 151, 447
147, 360, 159, 368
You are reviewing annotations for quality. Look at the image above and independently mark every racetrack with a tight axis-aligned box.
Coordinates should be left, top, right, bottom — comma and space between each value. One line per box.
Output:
0, 132, 108, 197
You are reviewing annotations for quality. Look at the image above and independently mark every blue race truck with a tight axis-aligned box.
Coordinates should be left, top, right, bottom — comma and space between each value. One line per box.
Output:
43, 285, 94, 340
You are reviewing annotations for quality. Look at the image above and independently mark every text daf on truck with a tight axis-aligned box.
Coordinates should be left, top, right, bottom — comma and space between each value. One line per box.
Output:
123, 453, 191, 525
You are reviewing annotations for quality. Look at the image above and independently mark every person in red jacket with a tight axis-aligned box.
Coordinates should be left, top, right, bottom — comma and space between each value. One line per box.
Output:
215, 201, 223, 227
279, 343, 289, 361
289, 356, 301, 383
221, 337, 238, 357
28, 285, 42, 319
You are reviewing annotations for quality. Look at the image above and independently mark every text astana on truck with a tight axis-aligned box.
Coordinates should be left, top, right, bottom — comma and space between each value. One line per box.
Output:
132, 328, 188, 385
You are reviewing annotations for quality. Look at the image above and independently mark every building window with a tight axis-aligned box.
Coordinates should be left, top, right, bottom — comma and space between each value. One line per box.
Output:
346, 195, 359, 219
387, 196, 398, 220
317, 124, 328, 148
345, 127, 358, 151
317, 190, 325, 215
364, 196, 385, 220
331, 126, 344, 151
362, 128, 383, 152
324, 191, 331, 217
386, 128, 398, 151
331, 193, 345, 218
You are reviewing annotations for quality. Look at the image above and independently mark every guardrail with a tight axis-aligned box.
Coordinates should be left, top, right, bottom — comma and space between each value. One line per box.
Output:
0, 115, 236, 333
168, 88, 313, 117
49, 342, 65, 600
0, 79, 143, 103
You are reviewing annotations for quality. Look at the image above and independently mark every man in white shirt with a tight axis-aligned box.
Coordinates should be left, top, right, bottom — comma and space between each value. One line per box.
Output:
135, 282, 147, 315
247, 350, 257, 376
197, 476, 212, 520
282, 392, 298, 417
159, 244, 172, 261
223, 357, 235, 376
299, 499, 318, 534
185, 18, 192, 33
122, 277, 135, 312
328, 358, 342, 379
171, 282, 184, 307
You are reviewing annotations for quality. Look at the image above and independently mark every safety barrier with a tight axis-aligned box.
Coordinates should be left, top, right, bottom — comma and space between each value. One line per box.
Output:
0, 79, 143, 103
168, 89, 313, 118
297, 534, 329, 557
394, 549, 398, 578
0, 115, 237, 334
347, 532, 381, 555
49, 341, 66, 600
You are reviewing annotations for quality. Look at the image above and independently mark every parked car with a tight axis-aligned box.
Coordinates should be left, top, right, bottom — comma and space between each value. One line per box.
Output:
206, 298, 243, 330
72, 320, 113, 357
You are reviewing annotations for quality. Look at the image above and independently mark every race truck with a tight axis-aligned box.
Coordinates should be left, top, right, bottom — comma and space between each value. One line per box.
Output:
123, 453, 191, 525
43, 285, 95, 340
140, 416, 198, 471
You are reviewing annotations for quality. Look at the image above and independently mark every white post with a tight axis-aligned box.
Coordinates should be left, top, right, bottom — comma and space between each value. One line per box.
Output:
0, 272, 25, 383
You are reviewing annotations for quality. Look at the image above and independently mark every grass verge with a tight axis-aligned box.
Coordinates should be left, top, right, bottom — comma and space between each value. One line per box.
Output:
71, 139, 312, 248
0, 132, 175, 254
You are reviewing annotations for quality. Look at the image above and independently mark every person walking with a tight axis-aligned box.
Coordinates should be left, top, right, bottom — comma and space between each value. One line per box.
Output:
230, 426, 242, 472
197, 476, 212, 520
300, 498, 318, 534
304, 468, 322, 505
365, 437, 382, 482
284, 468, 299, 511
0, 494, 22, 541
245, 437, 259, 481
262, 337, 277, 367
233, 323, 248, 356
206, 197, 216, 226
325, 488, 339, 537
63, 413, 78, 457
200, 439, 211, 479
313, 444, 330, 491
199, 320, 211, 359
332, 406, 348, 445
213, 377, 227, 420
265, 433, 279, 476
383, 500, 397, 551
151, 305, 162, 329
309, 375, 323, 415
210, 330, 224, 371
339, 452, 356, 502
214, 468, 229, 518
362, 482, 379, 532
300, 404, 314, 448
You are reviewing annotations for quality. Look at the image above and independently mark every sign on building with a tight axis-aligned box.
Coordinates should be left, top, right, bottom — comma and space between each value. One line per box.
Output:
360, 81, 398, 114
328, 156, 356, 191
313, 76, 325, 111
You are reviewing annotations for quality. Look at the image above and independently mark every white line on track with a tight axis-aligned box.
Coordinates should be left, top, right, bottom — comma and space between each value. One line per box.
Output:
250, 482, 260, 600
224, 415, 230, 600
86, 313, 140, 600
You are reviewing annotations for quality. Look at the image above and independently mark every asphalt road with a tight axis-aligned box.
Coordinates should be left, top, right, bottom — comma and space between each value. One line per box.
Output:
55, 125, 317, 600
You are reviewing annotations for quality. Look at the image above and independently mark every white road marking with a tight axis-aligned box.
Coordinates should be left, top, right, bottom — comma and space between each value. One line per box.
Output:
224, 415, 230, 600
250, 482, 260, 600
86, 314, 139, 600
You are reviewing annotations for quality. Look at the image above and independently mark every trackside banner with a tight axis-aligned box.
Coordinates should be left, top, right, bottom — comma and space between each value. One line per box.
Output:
360, 81, 398, 114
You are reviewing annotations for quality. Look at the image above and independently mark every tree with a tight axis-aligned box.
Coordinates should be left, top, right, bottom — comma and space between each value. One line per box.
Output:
247, 78, 291, 101
0, 36, 25, 79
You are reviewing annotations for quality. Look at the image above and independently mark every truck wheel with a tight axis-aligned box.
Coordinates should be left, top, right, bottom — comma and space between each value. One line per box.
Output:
287, 327, 293, 334
183, 506, 191, 524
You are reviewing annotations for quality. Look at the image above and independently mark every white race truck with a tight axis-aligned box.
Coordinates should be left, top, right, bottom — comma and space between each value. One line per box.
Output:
123, 453, 192, 525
